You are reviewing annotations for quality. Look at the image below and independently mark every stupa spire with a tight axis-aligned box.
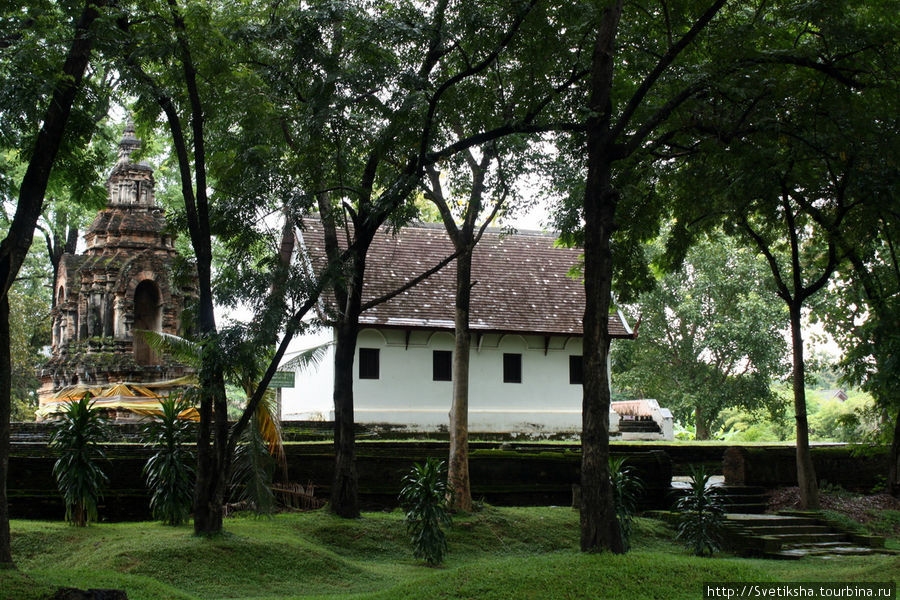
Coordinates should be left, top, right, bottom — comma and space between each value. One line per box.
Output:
117, 115, 141, 164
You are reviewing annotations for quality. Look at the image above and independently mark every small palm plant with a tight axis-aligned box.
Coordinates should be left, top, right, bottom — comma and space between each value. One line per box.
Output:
399, 458, 452, 566
675, 466, 726, 556
230, 407, 277, 516
610, 456, 642, 551
143, 394, 195, 526
50, 395, 109, 526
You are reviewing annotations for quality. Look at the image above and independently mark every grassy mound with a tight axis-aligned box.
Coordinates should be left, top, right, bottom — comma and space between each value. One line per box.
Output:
4, 506, 897, 600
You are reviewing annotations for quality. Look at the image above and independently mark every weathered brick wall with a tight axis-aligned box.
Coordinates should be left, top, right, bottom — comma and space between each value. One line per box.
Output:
723, 445, 890, 492
8, 441, 672, 521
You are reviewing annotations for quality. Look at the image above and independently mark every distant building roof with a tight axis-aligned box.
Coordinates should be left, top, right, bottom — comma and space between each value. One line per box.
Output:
300, 218, 633, 338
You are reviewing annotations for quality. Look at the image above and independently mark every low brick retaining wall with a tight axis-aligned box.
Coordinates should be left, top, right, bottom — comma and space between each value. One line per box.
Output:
723, 445, 889, 492
8, 441, 672, 521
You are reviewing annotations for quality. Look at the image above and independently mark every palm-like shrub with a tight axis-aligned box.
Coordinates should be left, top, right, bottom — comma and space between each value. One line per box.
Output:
610, 456, 642, 551
675, 466, 726, 556
399, 458, 452, 566
143, 395, 195, 526
230, 408, 276, 516
50, 395, 108, 526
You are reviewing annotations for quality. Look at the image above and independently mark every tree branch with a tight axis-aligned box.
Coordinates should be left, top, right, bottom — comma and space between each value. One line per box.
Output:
609, 0, 728, 144
360, 247, 463, 312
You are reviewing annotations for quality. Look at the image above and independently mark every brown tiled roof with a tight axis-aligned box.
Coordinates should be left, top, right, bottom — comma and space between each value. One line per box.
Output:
300, 218, 633, 338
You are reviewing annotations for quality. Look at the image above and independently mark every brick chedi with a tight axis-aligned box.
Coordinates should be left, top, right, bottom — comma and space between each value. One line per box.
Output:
38, 120, 197, 403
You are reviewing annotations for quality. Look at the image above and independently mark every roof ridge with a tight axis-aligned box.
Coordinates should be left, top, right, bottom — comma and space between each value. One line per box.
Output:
300, 214, 564, 240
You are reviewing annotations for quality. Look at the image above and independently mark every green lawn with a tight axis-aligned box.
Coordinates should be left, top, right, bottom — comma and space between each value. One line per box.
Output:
3, 507, 897, 600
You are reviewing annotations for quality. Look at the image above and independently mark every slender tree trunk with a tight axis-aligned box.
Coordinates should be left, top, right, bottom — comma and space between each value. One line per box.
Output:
0, 296, 12, 565
581, 177, 624, 553
694, 405, 710, 440
330, 247, 368, 519
580, 0, 624, 554
889, 405, 900, 498
789, 304, 819, 509
448, 245, 474, 512
193, 257, 229, 534
0, 1, 104, 565
332, 320, 361, 518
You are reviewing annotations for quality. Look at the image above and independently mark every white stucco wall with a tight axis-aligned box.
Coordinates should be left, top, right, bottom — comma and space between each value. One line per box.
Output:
282, 326, 623, 434
348, 327, 618, 433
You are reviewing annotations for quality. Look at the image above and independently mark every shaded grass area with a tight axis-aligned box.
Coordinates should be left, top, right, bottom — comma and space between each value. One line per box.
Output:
4, 507, 898, 600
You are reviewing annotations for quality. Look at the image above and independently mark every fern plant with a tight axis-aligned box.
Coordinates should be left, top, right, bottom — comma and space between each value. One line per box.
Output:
50, 395, 108, 526
143, 395, 195, 526
610, 456, 642, 551
675, 466, 726, 556
399, 458, 452, 566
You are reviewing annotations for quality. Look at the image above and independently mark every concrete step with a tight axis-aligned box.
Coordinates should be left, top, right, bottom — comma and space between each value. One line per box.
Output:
766, 532, 848, 544
724, 510, 893, 559
746, 525, 833, 536
726, 514, 821, 527
718, 494, 769, 504
710, 485, 767, 495
768, 545, 896, 559
618, 423, 660, 433
723, 503, 768, 514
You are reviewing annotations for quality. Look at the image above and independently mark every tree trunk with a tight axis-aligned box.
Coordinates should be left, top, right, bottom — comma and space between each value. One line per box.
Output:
448, 245, 474, 512
581, 179, 624, 554
0, 296, 12, 565
332, 320, 361, 518
789, 304, 819, 509
889, 405, 900, 498
579, 0, 624, 554
694, 405, 710, 440
330, 244, 368, 519
0, 0, 104, 565
192, 257, 229, 535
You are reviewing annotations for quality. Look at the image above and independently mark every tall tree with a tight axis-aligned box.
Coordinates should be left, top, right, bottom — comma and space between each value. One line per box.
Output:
117, 0, 327, 535
254, 0, 580, 517
422, 143, 513, 511
806, 100, 900, 493
563, 0, 731, 552
0, 0, 107, 566
664, 0, 891, 508
615, 236, 788, 439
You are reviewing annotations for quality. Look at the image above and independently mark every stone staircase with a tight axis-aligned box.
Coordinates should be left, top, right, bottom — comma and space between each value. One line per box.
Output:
618, 417, 660, 435
669, 482, 769, 514
724, 511, 892, 559
714, 484, 768, 514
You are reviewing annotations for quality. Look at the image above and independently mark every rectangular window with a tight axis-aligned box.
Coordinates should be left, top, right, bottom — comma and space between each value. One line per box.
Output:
503, 353, 522, 383
359, 347, 380, 380
569, 355, 583, 385
433, 350, 452, 381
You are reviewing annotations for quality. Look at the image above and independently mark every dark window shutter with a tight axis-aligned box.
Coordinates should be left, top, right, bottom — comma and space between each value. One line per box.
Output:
503, 353, 522, 383
433, 350, 452, 381
359, 347, 380, 379
569, 355, 583, 385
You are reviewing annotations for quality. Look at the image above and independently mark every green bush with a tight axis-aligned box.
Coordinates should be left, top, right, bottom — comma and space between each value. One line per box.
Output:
49, 395, 108, 526
675, 466, 725, 556
143, 395, 195, 526
399, 457, 452, 566
610, 456, 642, 551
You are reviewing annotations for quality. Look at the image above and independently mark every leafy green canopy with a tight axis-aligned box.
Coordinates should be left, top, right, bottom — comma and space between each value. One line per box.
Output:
614, 235, 788, 438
